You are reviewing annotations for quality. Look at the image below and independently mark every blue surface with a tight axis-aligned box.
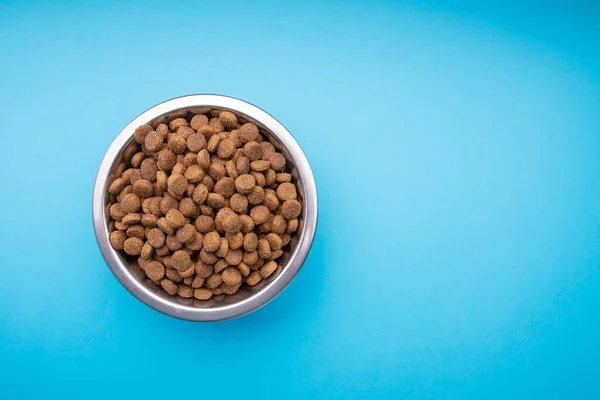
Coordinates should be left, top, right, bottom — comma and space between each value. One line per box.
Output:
1, 0, 600, 398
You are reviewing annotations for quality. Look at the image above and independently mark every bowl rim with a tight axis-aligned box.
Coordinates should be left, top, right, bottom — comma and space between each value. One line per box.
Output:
92, 94, 318, 321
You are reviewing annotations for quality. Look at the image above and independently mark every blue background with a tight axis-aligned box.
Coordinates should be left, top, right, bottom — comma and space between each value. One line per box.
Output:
1, 0, 600, 398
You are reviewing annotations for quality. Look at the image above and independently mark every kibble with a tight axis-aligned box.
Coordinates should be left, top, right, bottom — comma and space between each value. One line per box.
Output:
107, 108, 302, 298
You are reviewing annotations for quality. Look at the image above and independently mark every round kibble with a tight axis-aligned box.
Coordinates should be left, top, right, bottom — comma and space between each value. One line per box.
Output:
229, 193, 248, 213
225, 160, 238, 179
167, 173, 188, 197
184, 165, 204, 183
236, 156, 250, 174
165, 209, 186, 228
206, 193, 225, 208
157, 217, 175, 236
214, 177, 235, 198
246, 271, 262, 286
109, 178, 128, 195
145, 131, 163, 152
197, 149, 211, 170
191, 276, 205, 289
251, 171, 266, 187
146, 261, 165, 281
225, 248, 243, 265
243, 141, 262, 161
276, 182, 297, 201
176, 223, 196, 244
177, 284, 193, 298
219, 111, 237, 129
190, 114, 209, 130
171, 250, 191, 271
187, 133, 207, 152
266, 232, 283, 250
226, 231, 244, 250
237, 262, 250, 277
239, 123, 259, 143
179, 197, 198, 217
276, 173, 292, 183
161, 279, 178, 295
260, 142, 276, 159
272, 214, 287, 235
133, 179, 154, 198
165, 268, 183, 283
141, 214, 158, 228
185, 231, 204, 251
263, 191, 279, 212
207, 134, 221, 153
243, 232, 258, 252
247, 186, 265, 205
123, 237, 144, 255
221, 267, 242, 286
251, 160, 270, 172
269, 153, 286, 171
120, 193, 141, 213
166, 234, 183, 251
282, 199, 302, 219
257, 239, 271, 259
134, 124, 153, 144
146, 228, 165, 248
240, 214, 255, 233
203, 231, 221, 252
155, 171, 168, 194
172, 162, 186, 176
195, 261, 213, 278
242, 250, 258, 265
205, 273, 222, 289
110, 203, 126, 220
265, 169, 276, 186
109, 230, 127, 250
250, 205, 270, 224
216, 208, 241, 234
190, 184, 208, 205
167, 134, 187, 154
194, 215, 214, 233
208, 162, 226, 180
235, 174, 255, 194
183, 152, 197, 167
217, 138, 236, 159
221, 283, 240, 295
194, 288, 212, 300
160, 195, 179, 215
260, 261, 278, 278
209, 117, 224, 133
180, 265, 195, 278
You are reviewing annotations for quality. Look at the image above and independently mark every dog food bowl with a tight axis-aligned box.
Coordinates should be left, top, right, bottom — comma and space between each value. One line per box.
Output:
93, 94, 318, 321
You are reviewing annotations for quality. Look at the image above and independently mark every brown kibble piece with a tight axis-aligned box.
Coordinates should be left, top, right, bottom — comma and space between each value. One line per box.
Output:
243, 141, 262, 161
260, 142, 276, 160
120, 193, 141, 213
184, 165, 204, 183
219, 111, 237, 129
165, 209, 186, 228
234, 174, 255, 194
155, 171, 168, 195
146, 228, 166, 248
237, 262, 250, 277
195, 261, 213, 278
214, 177, 235, 198
266, 232, 283, 250
171, 162, 186, 176
246, 271, 262, 286
123, 237, 144, 255
239, 215, 255, 233
126, 224, 145, 239
206, 193, 225, 208
197, 149, 211, 170
225, 248, 243, 265
194, 288, 213, 300
225, 231, 244, 250
109, 178, 128, 195
191, 184, 208, 204
110, 203, 126, 220
177, 284, 194, 298
167, 173, 188, 197
146, 261, 165, 281
109, 230, 127, 250
187, 133, 207, 152
263, 191, 279, 212
247, 186, 265, 205
257, 239, 271, 259
207, 133, 221, 153
165, 268, 183, 283
215, 238, 229, 258
134, 124, 153, 144
229, 193, 248, 213
251, 160, 270, 172
176, 223, 196, 244
157, 217, 175, 235
276, 173, 292, 183
203, 231, 221, 252
159, 195, 179, 215
179, 197, 198, 217
269, 153, 286, 171
236, 156, 250, 174
272, 214, 287, 235
282, 199, 302, 219
276, 182, 297, 201
209, 117, 225, 133
171, 250, 191, 271
238, 123, 259, 143
286, 218, 299, 233
216, 138, 236, 159
205, 273, 222, 289
166, 234, 183, 251
161, 279, 178, 295
243, 232, 258, 252
167, 134, 187, 154
251, 171, 266, 187
243, 250, 258, 265
208, 162, 226, 180
191, 276, 205, 289
185, 231, 204, 251
190, 114, 209, 130
225, 160, 238, 179
194, 215, 214, 233
145, 131, 163, 152
169, 117, 187, 130
260, 261, 278, 278
221, 267, 242, 286
221, 283, 241, 295
265, 169, 276, 187
216, 208, 241, 234
180, 265, 195, 278
250, 205, 270, 224
133, 179, 154, 198
214, 258, 228, 274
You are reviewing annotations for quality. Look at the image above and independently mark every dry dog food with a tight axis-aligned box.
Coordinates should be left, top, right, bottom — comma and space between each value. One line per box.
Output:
107, 108, 301, 301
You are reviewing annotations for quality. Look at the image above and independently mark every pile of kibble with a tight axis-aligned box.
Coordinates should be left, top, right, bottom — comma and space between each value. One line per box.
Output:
107, 108, 302, 300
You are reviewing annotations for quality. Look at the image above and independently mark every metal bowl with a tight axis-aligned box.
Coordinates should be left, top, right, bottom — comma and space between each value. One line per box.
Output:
93, 94, 318, 321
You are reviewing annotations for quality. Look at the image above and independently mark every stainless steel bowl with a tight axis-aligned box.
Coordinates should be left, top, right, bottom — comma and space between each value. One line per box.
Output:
93, 94, 318, 321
